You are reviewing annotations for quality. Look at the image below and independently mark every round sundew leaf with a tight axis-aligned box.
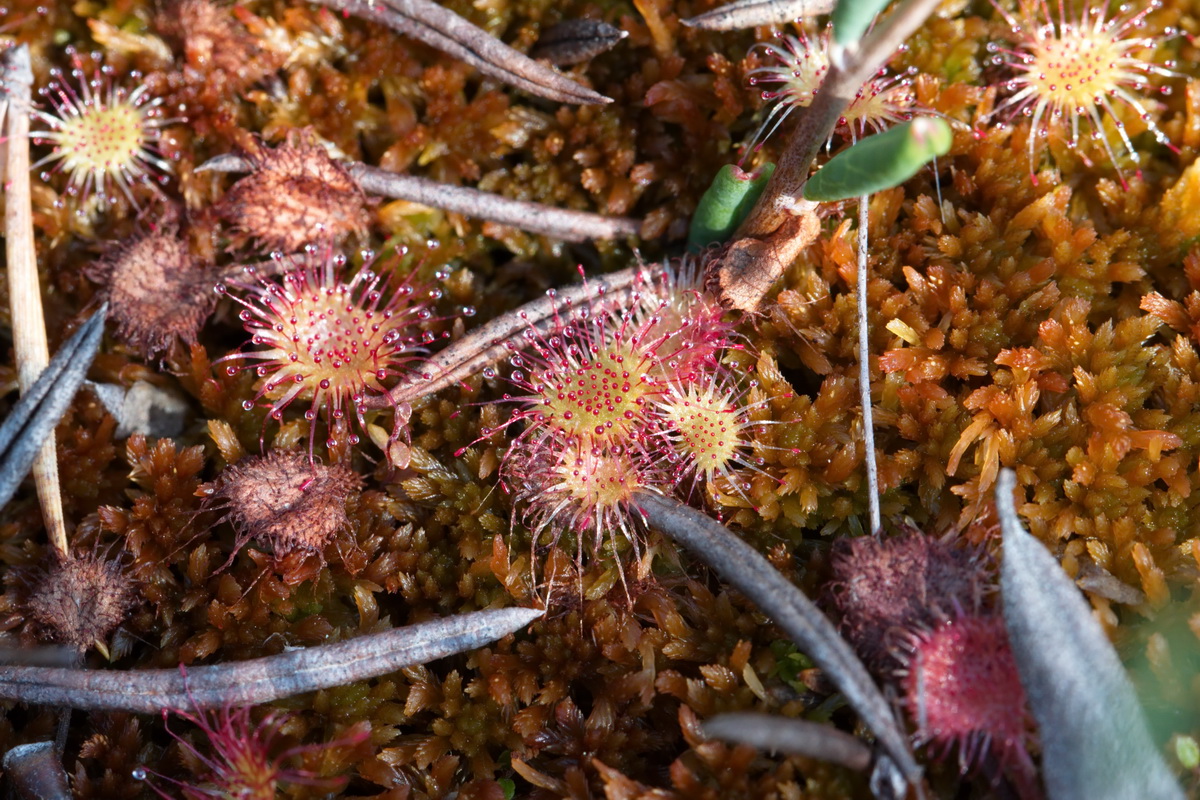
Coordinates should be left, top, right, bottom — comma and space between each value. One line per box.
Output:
802, 117, 952, 202
687, 162, 776, 252
832, 0, 891, 46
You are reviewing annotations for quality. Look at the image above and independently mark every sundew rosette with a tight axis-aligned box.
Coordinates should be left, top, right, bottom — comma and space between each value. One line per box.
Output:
486, 258, 736, 456
651, 373, 785, 504
986, 0, 1180, 187
217, 249, 439, 453
502, 429, 669, 567
492, 258, 789, 571
744, 25, 918, 159
31, 49, 179, 211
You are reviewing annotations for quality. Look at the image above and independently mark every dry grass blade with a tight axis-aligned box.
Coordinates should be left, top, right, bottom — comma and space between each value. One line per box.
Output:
2, 44, 69, 561
348, 163, 640, 241
363, 265, 642, 409
308, 0, 610, 105
0, 308, 107, 509
635, 490, 921, 788
996, 470, 1183, 800
703, 713, 872, 771
682, 0, 834, 31
198, 155, 640, 242
0, 607, 543, 712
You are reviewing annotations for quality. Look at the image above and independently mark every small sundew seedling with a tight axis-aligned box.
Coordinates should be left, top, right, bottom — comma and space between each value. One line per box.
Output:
652, 375, 780, 502
217, 248, 439, 451
137, 696, 368, 799
504, 431, 662, 556
987, 0, 1180, 187
744, 27, 917, 158
31, 50, 178, 211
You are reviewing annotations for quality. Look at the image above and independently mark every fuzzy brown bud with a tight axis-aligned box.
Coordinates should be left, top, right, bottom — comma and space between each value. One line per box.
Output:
201, 450, 363, 560
826, 531, 984, 672
26, 552, 137, 652
86, 220, 217, 358
157, 0, 281, 99
217, 131, 371, 252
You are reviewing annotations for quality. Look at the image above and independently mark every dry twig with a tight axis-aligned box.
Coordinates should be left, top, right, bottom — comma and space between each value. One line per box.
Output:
307, 0, 610, 105
682, 0, 835, 31
0, 607, 543, 712
703, 713, 872, 771
199, 154, 640, 243
2, 45, 71, 560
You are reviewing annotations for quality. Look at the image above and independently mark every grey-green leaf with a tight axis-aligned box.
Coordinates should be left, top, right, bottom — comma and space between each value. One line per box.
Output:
832, 0, 891, 45
687, 162, 775, 251
996, 470, 1184, 800
803, 117, 951, 202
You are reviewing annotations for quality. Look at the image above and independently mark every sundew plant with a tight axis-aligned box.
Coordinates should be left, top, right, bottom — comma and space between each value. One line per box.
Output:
1, 0, 1199, 798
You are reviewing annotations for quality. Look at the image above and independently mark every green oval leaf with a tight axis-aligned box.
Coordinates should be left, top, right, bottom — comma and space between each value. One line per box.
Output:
832, 0, 890, 46
802, 117, 951, 202
687, 162, 776, 251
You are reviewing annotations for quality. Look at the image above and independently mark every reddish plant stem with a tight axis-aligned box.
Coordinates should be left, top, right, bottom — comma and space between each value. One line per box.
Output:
363, 265, 643, 409
0, 607, 542, 712
713, 0, 943, 312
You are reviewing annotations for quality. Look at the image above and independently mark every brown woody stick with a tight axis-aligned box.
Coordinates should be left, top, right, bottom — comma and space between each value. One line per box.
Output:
199, 154, 640, 243
2, 45, 70, 560
308, 0, 609, 105
0, 607, 542, 712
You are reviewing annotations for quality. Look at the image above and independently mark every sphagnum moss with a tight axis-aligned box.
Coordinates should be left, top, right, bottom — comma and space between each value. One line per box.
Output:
5, 0, 1200, 797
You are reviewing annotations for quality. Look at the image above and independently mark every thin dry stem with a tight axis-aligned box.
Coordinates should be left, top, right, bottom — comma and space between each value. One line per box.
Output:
349, 163, 640, 241
703, 713, 872, 771
857, 196, 880, 534
2, 45, 68, 560
0, 607, 543, 712
199, 154, 640, 242
307, 0, 610, 105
